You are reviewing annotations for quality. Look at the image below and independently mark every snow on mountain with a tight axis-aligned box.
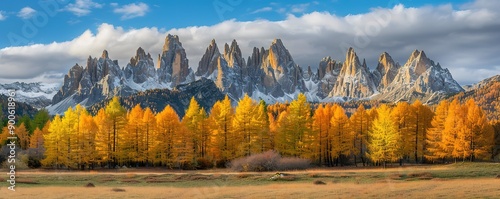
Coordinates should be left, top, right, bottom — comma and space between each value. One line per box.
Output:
0, 82, 60, 109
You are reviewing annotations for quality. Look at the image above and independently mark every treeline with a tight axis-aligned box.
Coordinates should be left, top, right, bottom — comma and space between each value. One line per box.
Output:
1, 94, 499, 170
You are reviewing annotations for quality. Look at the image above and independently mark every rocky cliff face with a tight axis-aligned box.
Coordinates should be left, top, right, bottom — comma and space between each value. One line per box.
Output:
329, 48, 377, 99
49, 35, 196, 114
374, 50, 463, 103
158, 34, 193, 86
373, 52, 400, 91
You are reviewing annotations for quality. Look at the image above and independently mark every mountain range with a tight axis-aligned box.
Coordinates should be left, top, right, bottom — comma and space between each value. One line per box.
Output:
1, 34, 470, 115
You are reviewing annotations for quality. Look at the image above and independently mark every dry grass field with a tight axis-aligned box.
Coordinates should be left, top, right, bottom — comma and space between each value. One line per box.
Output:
1, 162, 499, 199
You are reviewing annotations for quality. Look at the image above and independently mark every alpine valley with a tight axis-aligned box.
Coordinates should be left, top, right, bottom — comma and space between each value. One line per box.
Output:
2, 34, 476, 115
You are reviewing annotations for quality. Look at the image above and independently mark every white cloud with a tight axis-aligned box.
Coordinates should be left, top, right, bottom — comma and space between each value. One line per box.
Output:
113, 2, 149, 20
65, 0, 103, 16
0, 11, 6, 21
291, 3, 310, 13
251, 7, 273, 14
1, 0, 499, 85
17, 7, 36, 19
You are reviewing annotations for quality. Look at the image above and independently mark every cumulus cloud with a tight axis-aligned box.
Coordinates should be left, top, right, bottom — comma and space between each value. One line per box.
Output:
64, 0, 103, 16
17, 7, 36, 19
1, 0, 499, 85
113, 2, 149, 20
0, 11, 6, 21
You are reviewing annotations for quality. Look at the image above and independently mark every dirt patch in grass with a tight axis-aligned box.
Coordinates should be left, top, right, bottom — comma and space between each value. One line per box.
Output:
111, 188, 126, 192
406, 172, 433, 180
313, 180, 326, 185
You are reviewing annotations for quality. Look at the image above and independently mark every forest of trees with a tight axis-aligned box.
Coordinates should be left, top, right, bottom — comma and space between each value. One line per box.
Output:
1, 94, 498, 170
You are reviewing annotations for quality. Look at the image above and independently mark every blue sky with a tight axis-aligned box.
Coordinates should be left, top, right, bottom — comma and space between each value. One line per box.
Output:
0, 0, 498, 85
0, 0, 471, 48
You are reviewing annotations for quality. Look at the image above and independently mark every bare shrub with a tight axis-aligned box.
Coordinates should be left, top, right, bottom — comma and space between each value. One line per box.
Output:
229, 150, 310, 172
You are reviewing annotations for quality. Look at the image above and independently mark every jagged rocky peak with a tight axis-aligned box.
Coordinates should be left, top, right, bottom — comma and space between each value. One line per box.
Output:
375, 52, 400, 90
162, 34, 181, 52
303, 65, 314, 81
375, 50, 463, 104
329, 47, 377, 99
196, 39, 221, 76
265, 39, 294, 71
130, 47, 151, 66
125, 47, 156, 84
101, 50, 109, 59
406, 49, 433, 75
223, 39, 245, 68
52, 63, 84, 104
158, 34, 190, 86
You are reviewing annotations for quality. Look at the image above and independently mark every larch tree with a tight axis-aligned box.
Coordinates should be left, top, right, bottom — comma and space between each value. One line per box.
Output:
368, 105, 399, 168
142, 107, 157, 166
312, 104, 326, 165
276, 93, 312, 157
463, 99, 495, 161
349, 105, 370, 166
410, 100, 433, 163
208, 96, 235, 162
94, 109, 112, 167
42, 115, 65, 168
330, 104, 351, 166
425, 100, 449, 162
155, 105, 181, 167
441, 99, 464, 161
253, 100, 271, 154
125, 105, 145, 165
391, 102, 415, 163
16, 123, 30, 150
104, 97, 127, 167
79, 112, 98, 169
182, 97, 205, 163
29, 128, 44, 149
232, 94, 257, 157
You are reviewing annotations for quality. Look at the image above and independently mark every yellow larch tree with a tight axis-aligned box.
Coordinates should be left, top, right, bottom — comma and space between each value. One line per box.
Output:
410, 100, 434, 163
208, 96, 235, 163
104, 97, 127, 167
155, 105, 181, 167
232, 94, 257, 157
349, 105, 370, 166
42, 115, 66, 168
16, 123, 30, 150
276, 93, 312, 157
463, 99, 495, 161
182, 97, 205, 163
425, 100, 449, 162
368, 105, 399, 168
253, 100, 271, 154
94, 109, 112, 167
330, 104, 351, 165
142, 107, 157, 166
391, 102, 414, 163
79, 112, 98, 169
124, 105, 145, 166
441, 99, 464, 161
